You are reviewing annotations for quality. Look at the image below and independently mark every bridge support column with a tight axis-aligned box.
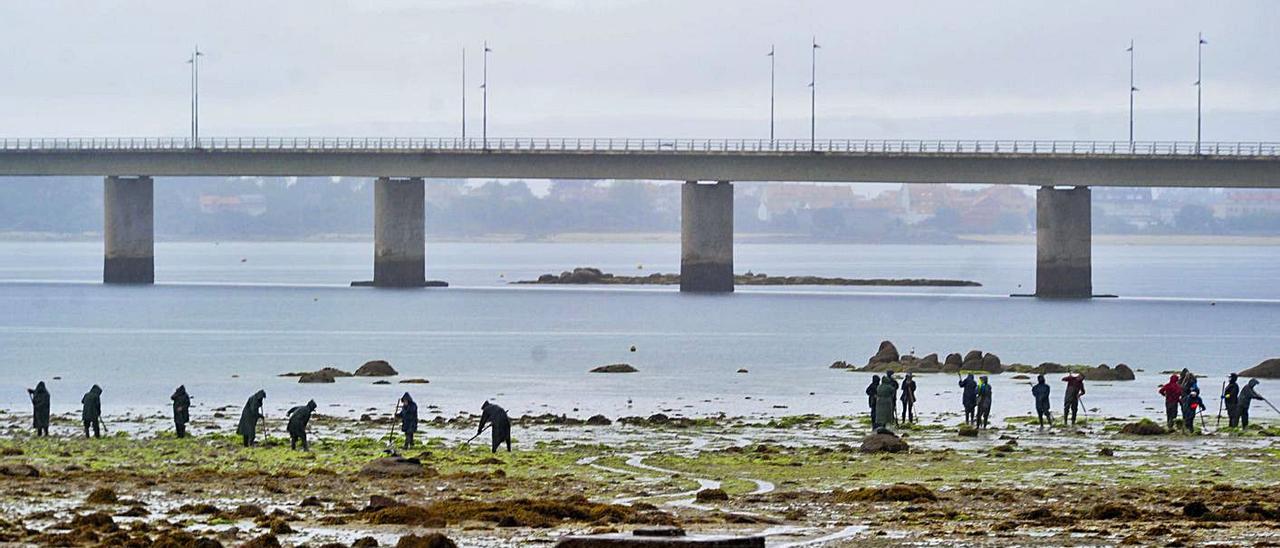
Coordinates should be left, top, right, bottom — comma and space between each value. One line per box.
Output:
1035, 186, 1091, 298
103, 176, 154, 284
681, 181, 734, 293
373, 177, 426, 287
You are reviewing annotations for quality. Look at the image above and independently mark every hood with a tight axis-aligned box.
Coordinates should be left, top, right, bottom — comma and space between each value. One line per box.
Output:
90, 385, 102, 395
35, 381, 47, 392
174, 385, 188, 396
870, 375, 880, 384
482, 400, 490, 411
965, 374, 975, 381
1247, 379, 1260, 387
1036, 375, 1046, 384
1229, 373, 1239, 380
253, 389, 267, 401
401, 392, 415, 404
1168, 375, 1180, 383
904, 373, 913, 378
307, 399, 317, 411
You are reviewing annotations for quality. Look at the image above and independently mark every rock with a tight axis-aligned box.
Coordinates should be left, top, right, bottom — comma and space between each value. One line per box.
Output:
352, 537, 379, 548
835, 483, 937, 503
829, 360, 855, 369
242, 534, 282, 548
372, 381, 391, 385
0, 463, 39, 477
868, 341, 900, 365
1098, 447, 1115, 457
399, 378, 430, 384
1089, 503, 1142, 520
1011, 374, 1030, 380
694, 488, 729, 502
86, 487, 119, 504
299, 371, 336, 383
590, 363, 638, 373
1119, 419, 1167, 435
585, 415, 612, 426
355, 360, 398, 377
1080, 363, 1136, 381
958, 424, 979, 437
396, 533, 458, 548
737, 368, 749, 374
963, 350, 984, 364
1034, 362, 1069, 374
1183, 501, 1209, 518
945, 353, 963, 367
980, 353, 1002, 373
365, 495, 402, 512
859, 432, 909, 453
359, 457, 429, 477
1240, 358, 1280, 378
919, 353, 940, 368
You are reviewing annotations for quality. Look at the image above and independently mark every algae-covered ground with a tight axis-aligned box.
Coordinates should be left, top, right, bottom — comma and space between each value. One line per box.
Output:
0, 410, 1277, 547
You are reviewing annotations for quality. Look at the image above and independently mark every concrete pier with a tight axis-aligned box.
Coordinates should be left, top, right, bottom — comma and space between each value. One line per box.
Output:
373, 177, 426, 287
1035, 186, 1092, 298
680, 181, 734, 293
103, 176, 154, 284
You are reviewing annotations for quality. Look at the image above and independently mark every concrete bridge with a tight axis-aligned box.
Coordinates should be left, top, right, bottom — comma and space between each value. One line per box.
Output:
3, 137, 1280, 297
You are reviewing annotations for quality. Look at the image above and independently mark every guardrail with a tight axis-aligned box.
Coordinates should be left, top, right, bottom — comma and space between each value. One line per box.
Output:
2, 137, 1278, 156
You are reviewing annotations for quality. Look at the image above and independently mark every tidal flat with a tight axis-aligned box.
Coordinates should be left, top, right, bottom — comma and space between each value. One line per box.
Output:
0, 410, 1277, 547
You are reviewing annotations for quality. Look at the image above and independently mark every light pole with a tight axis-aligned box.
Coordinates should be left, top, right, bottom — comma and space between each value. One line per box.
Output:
186, 45, 204, 147
1126, 40, 1137, 147
809, 36, 819, 150
461, 48, 467, 142
482, 41, 491, 149
1195, 32, 1207, 153
767, 45, 775, 142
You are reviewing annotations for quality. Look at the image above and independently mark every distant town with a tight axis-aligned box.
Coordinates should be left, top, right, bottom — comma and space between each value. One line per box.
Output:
2, 176, 1279, 242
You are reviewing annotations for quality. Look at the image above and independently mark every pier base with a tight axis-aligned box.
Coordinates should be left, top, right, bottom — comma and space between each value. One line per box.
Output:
103, 176, 154, 284
1035, 186, 1092, 298
373, 177, 427, 287
680, 181, 734, 293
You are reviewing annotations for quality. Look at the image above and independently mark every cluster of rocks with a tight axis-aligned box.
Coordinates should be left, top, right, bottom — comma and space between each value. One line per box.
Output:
281, 360, 400, 383
590, 363, 638, 373
832, 340, 1135, 380
516, 267, 981, 287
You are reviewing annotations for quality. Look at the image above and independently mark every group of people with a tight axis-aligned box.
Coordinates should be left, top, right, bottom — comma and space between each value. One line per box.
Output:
862, 368, 1271, 433
23, 384, 516, 454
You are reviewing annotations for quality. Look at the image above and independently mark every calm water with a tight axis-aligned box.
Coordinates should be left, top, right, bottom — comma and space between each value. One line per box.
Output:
1, 241, 1278, 425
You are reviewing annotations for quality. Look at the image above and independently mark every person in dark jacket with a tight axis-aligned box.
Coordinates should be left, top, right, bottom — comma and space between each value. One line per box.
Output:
81, 385, 103, 438
1223, 373, 1241, 428
1061, 373, 1086, 426
1032, 374, 1052, 428
1181, 388, 1205, 433
1158, 375, 1183, 431
899, 373, 918, 424
1238, 379, 1266, 429
171, 385, 191, 438
874, 379, 896, 432
865, 376, 881, 427
479, 401, 511, 453
1179, 368, 1198, 394
976, 376, 993, 429
286, 400, 316, 451
27, 382, 51, 437
882, 371, 899, 424
959, 374, 978, 425
396, 392, 419, 449
237, 390, 267, 447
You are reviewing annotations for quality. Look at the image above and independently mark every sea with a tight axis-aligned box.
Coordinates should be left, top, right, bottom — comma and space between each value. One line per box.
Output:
1, 241, 1278, 425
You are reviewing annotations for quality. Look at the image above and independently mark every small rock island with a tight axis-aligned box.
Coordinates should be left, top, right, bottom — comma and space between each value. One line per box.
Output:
516, 267, 980, 287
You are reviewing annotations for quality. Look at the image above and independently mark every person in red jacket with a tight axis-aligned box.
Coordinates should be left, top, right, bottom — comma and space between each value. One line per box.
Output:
1158, 375, 1183, 431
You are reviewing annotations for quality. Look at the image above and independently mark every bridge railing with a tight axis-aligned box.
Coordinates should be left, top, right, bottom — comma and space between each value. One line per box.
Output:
2, 137, 1279, 156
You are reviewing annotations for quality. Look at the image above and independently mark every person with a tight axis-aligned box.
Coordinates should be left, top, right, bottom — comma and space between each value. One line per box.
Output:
237, 390, 267, 447
396, 392, 419, 450
27, 382, 50, 437
286, 400, 316, 451
81, 385, 103, 438
1238, 379, 1266, 429
1182, 388, 1205, 433
1179, 368, 1199, 394
899, 373, 917, 424
1061, 373, 1086, 426
1223, 373, 1241, 428
874, 376, 896, 432
171, 385, 191, 438
976, 376, 993, 429
882, 371, 899, 425
865, 376, 881, 427
959, 374, 978, 425
1158, 375, 1183, 431
479, 401, 511, 453
1032, 374, 1053, 428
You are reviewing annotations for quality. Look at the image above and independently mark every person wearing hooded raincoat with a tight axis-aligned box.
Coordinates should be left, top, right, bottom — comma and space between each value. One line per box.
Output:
1031, 375, 1052, 428
28, 382, 51, 437
873, 379, 896, 431
81, 385, 103, 438
171, 385, 191, 438
899, 373, 917, 424
237, 390, 267, 447
1182, 388, 1205, 433
1158, 375, 1183, 431
286, 399, 316, 451
1223, 373, 1241, 428
1061, 373, 1087, 426
959, 374, 978, 425
976, 376, 993, 429
865, 376, 881, 427
1238, 379, 1266, 429
479, 401, 511, 453
396, 392, 419, 449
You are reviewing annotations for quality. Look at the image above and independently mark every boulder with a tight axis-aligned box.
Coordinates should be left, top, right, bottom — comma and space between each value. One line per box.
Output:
694, 488, 729, 502
858, 432, 909, 453
1119, 419, 1166, 436
736, 368, 749, 374
1034, 362, 1069, 374
944, 353, 964, 367
0, 463, 39, 477
355, 360, 398, 377
585, 415, 613, 426
1240, 358, 1280, 378
980, 353, 1002, 373
298, 371, 337, 384
919, 353, 941, 369
590, 363, 638, 373
868, 341, 900, 365
365, 495, 403, 512
958, 424, 979, 437
359, 457, 430, 477
396, 533, 458, 548
963, 350, 984, 364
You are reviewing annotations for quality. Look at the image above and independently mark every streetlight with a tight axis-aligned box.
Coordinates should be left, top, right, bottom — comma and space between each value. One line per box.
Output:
809, 36, 819, 150
482, 41, 492, 149
461, 48, 467, 142
1195, 32, 1207, 153
1126, 40, 1137, 147
767, 45, 775, 142
186, 45, 204, 147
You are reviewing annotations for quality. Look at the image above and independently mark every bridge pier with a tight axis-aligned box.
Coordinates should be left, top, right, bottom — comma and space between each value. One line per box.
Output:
681, 181, 734, 293
373, 177, 426, 287
103, 176, 154, 284
1035, 186, 1092, 298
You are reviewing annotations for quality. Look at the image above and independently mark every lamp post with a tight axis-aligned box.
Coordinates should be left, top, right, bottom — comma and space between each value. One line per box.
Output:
461, 48, 467, 142
186, 45, 204, 147
1195, 32, 1207, 153
809, 36, 819, 150
1126, 40, 1137, 147
767, 45, 775, 142
482, 41, 491, 149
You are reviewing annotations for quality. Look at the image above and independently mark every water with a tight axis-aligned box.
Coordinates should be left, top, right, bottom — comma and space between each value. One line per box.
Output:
1, 241, 1278, 425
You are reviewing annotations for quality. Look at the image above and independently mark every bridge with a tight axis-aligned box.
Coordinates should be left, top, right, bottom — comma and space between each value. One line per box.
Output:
3, 137, 1280, 297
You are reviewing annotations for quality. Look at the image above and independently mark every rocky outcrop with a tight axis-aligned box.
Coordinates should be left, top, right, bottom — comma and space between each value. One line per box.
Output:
868, 341, 899, 365
858, 432, 909, 453
694, 488, 729, 502
287, 367, 353, 383
1240, 358, 1280, 378
1080, 363, 1136, 381
848, 341, 1132, 379
1119, 419, 1166, 435
517, 268, 981, 287
590, 364, 638, 373
359, 457, 431, 477
829, 361, 855, 369
355, 360, 398, 377
945, 353, 963, 368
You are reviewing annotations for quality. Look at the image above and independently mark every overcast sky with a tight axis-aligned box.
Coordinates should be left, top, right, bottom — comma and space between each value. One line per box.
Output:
1, 0, 1277, 142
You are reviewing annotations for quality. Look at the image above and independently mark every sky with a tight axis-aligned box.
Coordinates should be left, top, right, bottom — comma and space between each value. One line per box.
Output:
0, 0, 1277, 142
